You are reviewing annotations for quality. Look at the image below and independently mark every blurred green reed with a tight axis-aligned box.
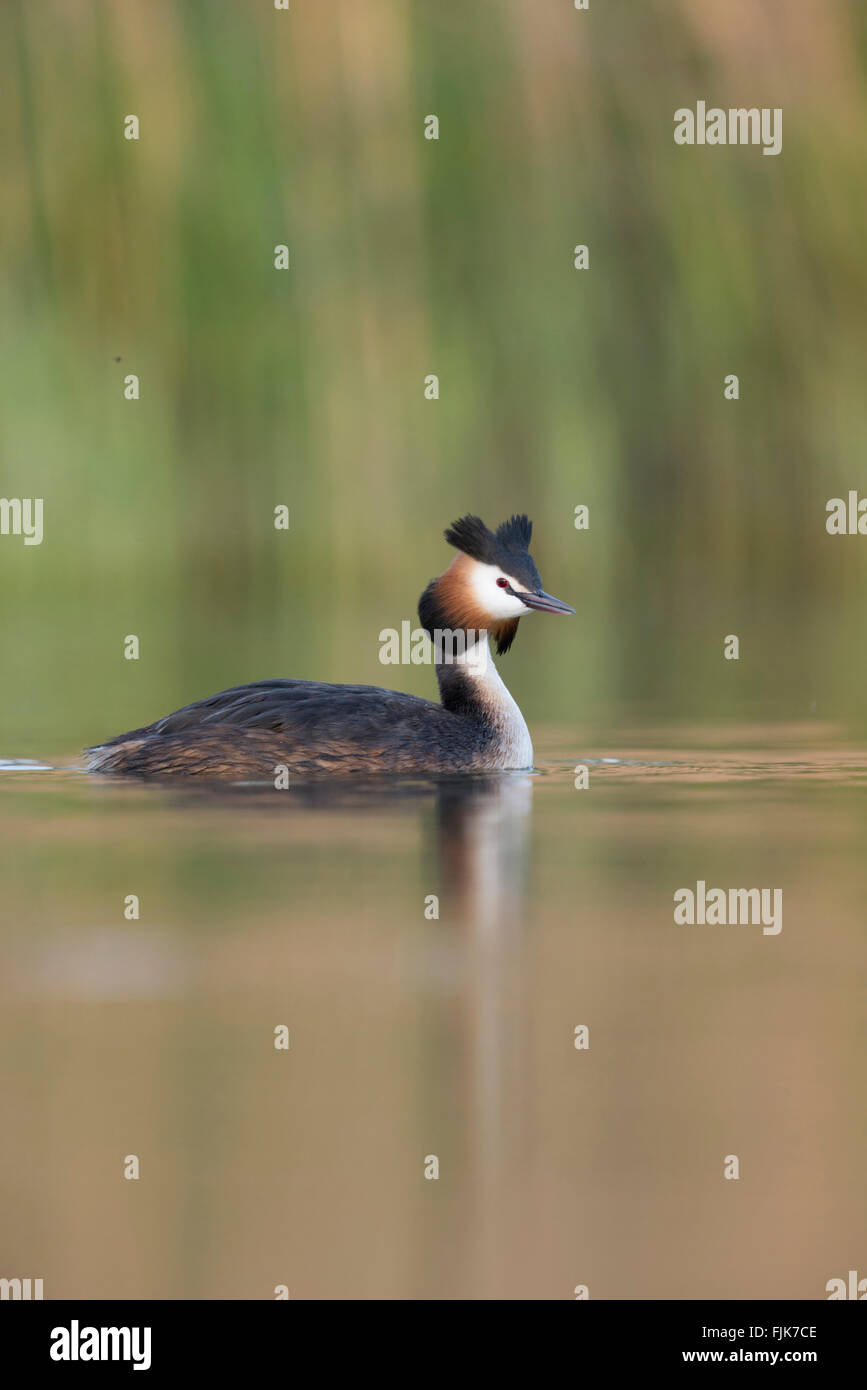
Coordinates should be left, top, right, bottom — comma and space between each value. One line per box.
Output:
2, 0, 867, 753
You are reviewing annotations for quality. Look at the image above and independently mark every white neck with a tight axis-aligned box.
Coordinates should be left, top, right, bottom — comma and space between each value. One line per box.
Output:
450, 634, 534, 769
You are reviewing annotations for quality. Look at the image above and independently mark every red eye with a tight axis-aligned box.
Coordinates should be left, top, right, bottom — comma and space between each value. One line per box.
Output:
496, 578, 509, 589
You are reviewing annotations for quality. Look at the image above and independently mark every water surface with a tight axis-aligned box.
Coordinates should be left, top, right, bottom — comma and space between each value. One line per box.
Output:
1, 724, 863, 1299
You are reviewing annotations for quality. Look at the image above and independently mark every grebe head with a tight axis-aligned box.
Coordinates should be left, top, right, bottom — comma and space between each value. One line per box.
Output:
419, 514, 575, 656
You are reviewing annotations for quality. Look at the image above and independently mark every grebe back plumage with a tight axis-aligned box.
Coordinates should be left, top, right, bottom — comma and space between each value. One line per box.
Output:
87, 514, 574, 780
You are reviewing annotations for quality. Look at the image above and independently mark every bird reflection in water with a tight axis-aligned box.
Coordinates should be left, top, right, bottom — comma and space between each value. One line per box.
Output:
423, 772, 535, 1295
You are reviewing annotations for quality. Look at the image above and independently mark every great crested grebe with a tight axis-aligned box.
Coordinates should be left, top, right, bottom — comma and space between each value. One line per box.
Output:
87, 514, 574, 780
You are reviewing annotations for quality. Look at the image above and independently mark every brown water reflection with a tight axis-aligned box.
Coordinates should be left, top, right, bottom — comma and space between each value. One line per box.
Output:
0, 728, 864, 1299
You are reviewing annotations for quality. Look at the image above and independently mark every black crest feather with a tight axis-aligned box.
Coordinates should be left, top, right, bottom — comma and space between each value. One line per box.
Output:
443, 515, 497, 564
495, 514, 532, 551
444, 514, 534, 564
444, 513, 541, 596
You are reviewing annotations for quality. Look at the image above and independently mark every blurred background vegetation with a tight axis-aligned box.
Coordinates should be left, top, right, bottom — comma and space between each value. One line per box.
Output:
2, 0, 867, 756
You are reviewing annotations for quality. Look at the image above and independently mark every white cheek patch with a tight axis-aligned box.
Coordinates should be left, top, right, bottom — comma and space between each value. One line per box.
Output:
467, 562, 529, 619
